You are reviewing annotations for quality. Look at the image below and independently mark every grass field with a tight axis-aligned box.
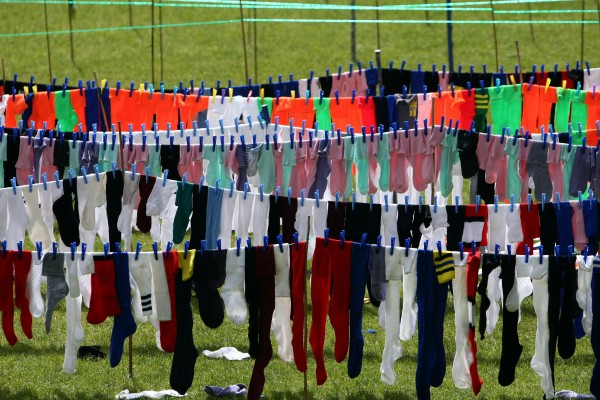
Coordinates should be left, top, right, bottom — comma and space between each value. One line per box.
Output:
0, 1, 599, 399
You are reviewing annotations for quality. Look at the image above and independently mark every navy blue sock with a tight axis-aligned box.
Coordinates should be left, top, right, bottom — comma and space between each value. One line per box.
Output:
557, 256, 577, 360
590, 268, 600, 398
498, 255, 523, 386
347, 242, 370, 379
110, 253, 137, 368
416, 250, 448, 399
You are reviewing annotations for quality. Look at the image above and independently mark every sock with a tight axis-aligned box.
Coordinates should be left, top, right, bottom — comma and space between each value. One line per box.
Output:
177, 251, 195, 283
531, 257, 555, 400
247, 245, 276, 400
329, 239, 352, 363
110, 253, 137, 368
148, 254, 171, 322
369, 246, 387, 303
77, 175, 106, 231
272, 244, 293, 363
128, 253, 153, 316
498, 255, 523, 386
222, 248, 248, 325
245, 246, 260, 358
117, 173, 140, 245
381, 246, 405, 385
42, 253, 69, 334
348, 242, 370, 379
219, 192, 238, 249
14, 252, 33, 339
451, 255, 471, 389
64, 254, 81, 299
399, 248, 419, 341
557, 255, 578, 360
106, 170, 124, 252
591, 266, 600, 398
431, 254, 450, 388
192, 250, 226, 329
205, 187, 224, 249
27, 253, 45, 318
433, 251, 456, 284
63, 294, 85, 374
466, 252, 483, 395
478, 254, 499, 339
169, 270, 198, 395
0, 252, 17, 345
146, 179, 178, 217
548, 255, 561, 390
290, 241, 308, 372
52, 179, 80, 247
189, 186, 208, 250
136, 176, 156, 233
310, 237, 331, 385
159, 251, 179, 353
87, 255, 121, 325
172, 182, 194, 244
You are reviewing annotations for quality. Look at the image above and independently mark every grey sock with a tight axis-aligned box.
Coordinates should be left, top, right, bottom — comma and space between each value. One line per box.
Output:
525, 141, 553, 200
42, 253, 68, 334
247, 144, 262, 177
203, 384, 247, 397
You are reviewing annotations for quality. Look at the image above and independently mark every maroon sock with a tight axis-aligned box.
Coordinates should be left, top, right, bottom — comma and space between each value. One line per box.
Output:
0, 253, 17, 346
466, 252, 483, 395
160, 251, 179, 353
310, 238, 331, 385
88, 256, 122, 325
136, 176, 156, 233
329, 238, 352, 363
248, 245, 276, 400
14, 251, 33, 339
291, 241, 308, 372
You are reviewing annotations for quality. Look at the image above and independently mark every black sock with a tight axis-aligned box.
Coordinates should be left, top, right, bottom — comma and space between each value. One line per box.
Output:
170, 269, 198, 395
478, 254, 500, 340
52, 178, 80, 246
557, 255, 577, 360
245, 246, 260, 358
106, 170, 123, 252
280, 198, 297, 244
136, 176, 155, 234
189, 186, 208, 250
547, 256, 561, 389
498, 255, 523, 386
590, 268, 600, 398
267, 196, 282, 244
192, 250, 226, 329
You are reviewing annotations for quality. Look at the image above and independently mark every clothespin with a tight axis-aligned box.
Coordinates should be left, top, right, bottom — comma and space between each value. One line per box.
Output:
335, 191, 340, 209
433, 195, 438, 213
339, 230, 345, 249
28, 175, 33, 193
405, 195, 409, 212
510, 74, 517, 91
324, 229, 329, 246
162, 170, 168, 187
369, 193, 374, 212
360, 233, 367, 248
376, 235, 382, 254
418, 195, 423, 213
584, 245, 589, 262
510, 195, 515, 213
70, 242, 77, 261
578, 191, 583, 209
292, 232, 299, 250
384, 194, 389, 212
235, 237, 242, 257
17, 241, 23, 258
459, 242, 464, 260
568, 244, 574, 258
390, 237, 396, 255
134, 242, 142, 261
471, 241, 476, 256
36, 242, 43, 260
436, 240, 443, 256
405, 238, 411, 256
262, 236, 268, 253
424, 240, 428, 252
352, 191, 356, 210
287, 187, 292, 205
475, 195, 480, 213
246, 237, 252, 248
51, 241, 57, 260
556, 192, 561, 209
275, 186, 280, 204
183, 241, 190, 259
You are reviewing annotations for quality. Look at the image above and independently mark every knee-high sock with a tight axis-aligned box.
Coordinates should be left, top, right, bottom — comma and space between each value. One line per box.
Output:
451, 256, 471, 390
63, 294, 84, 374
222, 248, 248, 325
531, 258, 554, 400
110, 253, 137, 368
590, 265, 600, 398
271, 244, 293, 363
557, 255, 578, 360
498, 254, 523, 386
348, 242, 371, 379
290, 241, 308, 372
329, 238, 352, 363
14, 252, 32, 339
159, 251, 179, 353
309, 237, 331, 385
399, 249, 419, 341
192, 250, 226, 329
0, 252, 17, 346
466, 252, 483, 395
170, 270, 198, 395
88, 255, 121, 325
248, 245, 276, 400
380, 247, 404, 385
245, 247, 259, 358
478, 254, 500, 340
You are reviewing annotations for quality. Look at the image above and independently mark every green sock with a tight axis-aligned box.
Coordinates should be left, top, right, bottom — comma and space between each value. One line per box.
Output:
375, 135, 391, 192
147, 145, 163, 176
257, 144, 275, 193
474, 89, 489, 133
570, 91, 588, 145
172, 181, 194, 244
54, 92, 79, 131
503, 84, 523, 133
343, 137, 354, 198
282, 144, 296, 192
98, 144, 120, 172
555, 88, 572, 133
257, 97, 273, 122
488, 87, 505, 135
440, 133, 459, 198
504, 140, 522, 198
314, 97, 332, 128
353, 139, 369, 195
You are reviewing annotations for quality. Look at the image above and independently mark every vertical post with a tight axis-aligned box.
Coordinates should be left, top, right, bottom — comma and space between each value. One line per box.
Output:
490, 0, 499, 72
239, 0, 249, 83
151, 0, 155, 85
581, 0, 585, 63
43, 0, 53, 82
253, 1, 258, 81
375, 0, 381, 50
1, 59, 5, 89
129, 0, 133, 27
350, 0, 357, 63
527, 0, 535, 44
159, 0, 164, 83
303, 216, 311, 400
446, 0, 454, 73
68, 0, 75, 62
375, 49, 382, 90
515, 41, 523, 84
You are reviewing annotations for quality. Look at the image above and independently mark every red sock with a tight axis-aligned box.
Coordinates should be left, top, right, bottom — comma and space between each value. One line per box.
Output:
248, 245, 276, 400
160, 251, 179, 353
328, 238, 352, 363
88, 256, 122, 325
466, 253, 483, 395
0, 253, 17, 346
516, 203, 540, 255
309, 237, 331, 385
290, 241, 308, 372
14, 251, 32, 339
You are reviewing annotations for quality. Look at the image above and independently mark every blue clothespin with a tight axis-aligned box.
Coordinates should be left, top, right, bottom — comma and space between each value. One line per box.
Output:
459, 242, 464, 260
436, 240, 443, 256
184, 241, 190, 259
360, 233, 367, 248
369, 194, 374, 212
340, 230, 345, 249
288, 187, 292, 205
525, 244, 530, 263
584, 245, 589, 262
263, 236, 269, 253
292, 232, 299, 250
17, 241, 23, 258
11, 177, 17, 195
405, 238, 411, 256
494, 244, 500, 260
538, 245, 544, 263
376, 235, 382, 253
384, 194, 389, 212
166, 241, 173, 254
471, 241, 476, 256
236, 237, 242, 256
510, 195, 515, 213
259, 184, 264, 202
162, 170, 168, 187
135, 242, 142, 260
71, 242, 77, 261
390, 237, 396, 255
115, 242, 122, 254
475, 195, 480, 213
405, 195, 409, 212
424, 240, 428, 252
418, 195, 423, 213
352, 192, 356, 210
35, 242, 43, 260
335, 191, 340, 210
493, 195, 499, 213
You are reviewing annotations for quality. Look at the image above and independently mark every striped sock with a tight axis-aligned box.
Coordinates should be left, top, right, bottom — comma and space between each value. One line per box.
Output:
433, 251, 456, 284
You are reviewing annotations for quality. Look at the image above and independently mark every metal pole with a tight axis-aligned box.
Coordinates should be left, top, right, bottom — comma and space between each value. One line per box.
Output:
239, 0, 249, 83
446, 0, 454, 73
350, 0, 356, 63
44, 0, 53, 82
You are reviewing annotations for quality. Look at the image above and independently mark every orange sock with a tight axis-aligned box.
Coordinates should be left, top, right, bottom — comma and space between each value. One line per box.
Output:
154, 93, 183, 130
521, 83, 540, 132
537, 86, 557, 132
330, 97, 362, 132
271, 97, 293, 126
4, 94, 28, 129
289, 98, 315, 128
30, 91, 56, 129
180, 94, 208, 129
69, 89, 88, 130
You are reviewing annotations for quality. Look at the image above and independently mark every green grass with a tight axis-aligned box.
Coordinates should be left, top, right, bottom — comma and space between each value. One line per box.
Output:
0, 1, 598, 398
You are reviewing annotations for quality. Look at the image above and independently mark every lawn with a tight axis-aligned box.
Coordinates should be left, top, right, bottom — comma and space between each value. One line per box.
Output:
0, 0, 598, 399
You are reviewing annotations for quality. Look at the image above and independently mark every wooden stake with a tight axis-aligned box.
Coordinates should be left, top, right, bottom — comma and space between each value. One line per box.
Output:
93, 72, 110, 131
515, 41, 523, 84
43, 0, 53, 83
581, 0, 585, 63
527, 1, 535, 44
68, 1, 75, 62
129, 0, 133, 27
303, 216, 310, 400
1, 58, 5, 89
253, 1, 257, 81
151, 0, 155, 85
159, 0, 164, 83
490, 0, 499, 72
239, 0, 249, 83
375, 0, 381, 49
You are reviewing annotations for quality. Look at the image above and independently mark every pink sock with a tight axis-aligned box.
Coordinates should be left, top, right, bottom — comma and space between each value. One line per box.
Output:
547, 145, 564, 200
305, 143, 319, 193
328, 139, 346, 196
309, 238, 331, 385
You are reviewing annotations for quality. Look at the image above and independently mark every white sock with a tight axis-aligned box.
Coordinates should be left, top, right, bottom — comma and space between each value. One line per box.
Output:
129, 253, 153, 317
530, 256, 554, 399
39, 184, 63, 248
486, 267, 502, 335
577, 255, 594, 336
0, 190, 9, 241
62, 294, 84, 374
451, 254, 472, 389
6, 187, 29, 250
222, 248, 247, 325
309, 201, 328, 259
506, 204, 524, 243
95, 205, 110, 245
117, 173, 140, 244
27, 252, 45, 318
381, 247, 404, 385
271, 244, 293, 362
23, 187, 53, 245
487, 205, 508, 251
159, 194, 177, 249
399, 248, 419, 341
251, 195, 269, 240
380, 204, 398, 247
76, 175, 106, 231
219, 191, 239, 248
78, 251, 95, 309
146, 179, 177, 216
64, 254, 81, 298
233, 194, 252, 242
150, 216, 162, 244
129, 274, 147, 323
148, 253, 171, 321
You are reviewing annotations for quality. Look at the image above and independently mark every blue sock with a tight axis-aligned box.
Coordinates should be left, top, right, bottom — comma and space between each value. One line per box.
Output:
416, 250, 448, 399
110, 253, 137, 368
347, 243, 370, 379
590, 269, 600, 398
